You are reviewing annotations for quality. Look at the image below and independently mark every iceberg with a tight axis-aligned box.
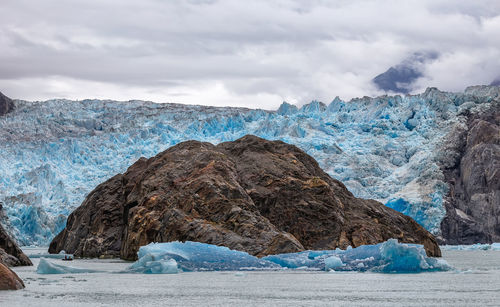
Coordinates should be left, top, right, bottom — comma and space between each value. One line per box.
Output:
36, 258, 100, 274
128, 255, 179, 274
264, 239, 452, 273
130, 241, 279, 272
129, 239, 452, 273
324, 256, 344, 270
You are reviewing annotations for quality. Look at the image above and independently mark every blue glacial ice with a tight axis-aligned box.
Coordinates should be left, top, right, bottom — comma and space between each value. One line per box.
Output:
128, 239, 452, 273
0, 86, 499, 245
128, 255, 179, 274
36, 258, 100, 274
130, 241, 280, 272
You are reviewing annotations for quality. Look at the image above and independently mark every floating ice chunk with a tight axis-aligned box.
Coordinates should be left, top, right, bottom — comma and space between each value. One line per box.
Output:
27, 252, 74, 259
132, 241, 279, 272
264, 239, 451, 273
129, 240, 451, 273
324, 256, 343, 270
128, 253, 179, 274
373, 238, 445, 273
36, 258, 100, 274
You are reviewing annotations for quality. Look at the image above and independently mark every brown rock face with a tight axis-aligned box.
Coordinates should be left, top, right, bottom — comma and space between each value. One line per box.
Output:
0, 223, 32, 267
0, 263, 25, 290
49, 135, 441, 259
441, 104, 500, 244
0, 92, 14, 116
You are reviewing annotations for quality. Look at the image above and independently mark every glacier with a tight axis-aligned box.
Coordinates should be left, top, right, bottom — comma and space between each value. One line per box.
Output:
128, 239, 452, 273
0, 86, 499, 245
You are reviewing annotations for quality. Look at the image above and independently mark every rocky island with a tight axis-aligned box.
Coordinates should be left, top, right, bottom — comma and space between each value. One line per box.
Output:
50, 136, 441, 259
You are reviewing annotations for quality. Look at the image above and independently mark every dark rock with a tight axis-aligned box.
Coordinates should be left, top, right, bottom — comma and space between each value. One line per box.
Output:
440, 103, 500, 244
50, 135, 441, 259
0, 92, 14, 116
0, 223, 32, 267
372, 52, 438, 94
0, 263, 24, 290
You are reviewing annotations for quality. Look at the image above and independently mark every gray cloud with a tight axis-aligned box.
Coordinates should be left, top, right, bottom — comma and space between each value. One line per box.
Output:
1, 0, 499, 109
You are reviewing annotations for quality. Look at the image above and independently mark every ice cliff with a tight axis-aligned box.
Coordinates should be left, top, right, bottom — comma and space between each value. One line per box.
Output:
0, 86, 499, 245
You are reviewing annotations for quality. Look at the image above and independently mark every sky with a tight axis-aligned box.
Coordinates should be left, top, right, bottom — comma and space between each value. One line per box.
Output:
1, 0, 500, 109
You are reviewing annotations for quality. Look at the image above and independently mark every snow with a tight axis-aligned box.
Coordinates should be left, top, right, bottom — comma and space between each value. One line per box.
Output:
36, 258, 100, 274
128, 239, 452, 273
1, 86, 499, 245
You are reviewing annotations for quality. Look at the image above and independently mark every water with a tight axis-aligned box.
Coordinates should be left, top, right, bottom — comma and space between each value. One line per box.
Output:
1, 249, 500, 306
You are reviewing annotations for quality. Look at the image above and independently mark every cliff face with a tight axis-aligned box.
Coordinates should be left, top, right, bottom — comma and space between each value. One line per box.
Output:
0, 92, 14, 116
440, 104, 500, 244
50, 135, 440, 259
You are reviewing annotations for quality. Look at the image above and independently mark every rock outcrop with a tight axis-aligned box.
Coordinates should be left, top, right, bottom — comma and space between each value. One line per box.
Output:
50, 136, 441, 259
0, 92, 14, 116
0, 263, 25, 290
440, 103, 500, 244
0, 222, 32, 267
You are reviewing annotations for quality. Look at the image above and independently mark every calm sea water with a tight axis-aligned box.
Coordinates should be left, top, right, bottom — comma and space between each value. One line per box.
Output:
1, 249, 499, 306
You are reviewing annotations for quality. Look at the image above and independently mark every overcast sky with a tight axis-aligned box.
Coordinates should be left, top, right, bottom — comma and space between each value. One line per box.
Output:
1, 0, 500, 109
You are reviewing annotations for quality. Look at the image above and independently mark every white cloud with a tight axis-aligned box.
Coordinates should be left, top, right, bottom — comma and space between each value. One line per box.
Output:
0, 0, 499, 108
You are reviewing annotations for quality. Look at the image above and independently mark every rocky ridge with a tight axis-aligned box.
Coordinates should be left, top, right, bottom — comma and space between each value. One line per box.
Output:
0, 263, 25, 290
0, 221, 32, 267
440, 101, 500, 244
49, 136, 441, 259
0, 215, 30, 291
0, 92, 14, 116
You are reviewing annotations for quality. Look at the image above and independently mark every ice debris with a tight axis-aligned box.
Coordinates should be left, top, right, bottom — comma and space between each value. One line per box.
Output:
324, 256, 344, 270
27, 249, 73, 259
440, 243, 500, 251
27, 252, 74, 259
129, 239, 452, 273
128, 255, 179, 274
36, 258, 100, 274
